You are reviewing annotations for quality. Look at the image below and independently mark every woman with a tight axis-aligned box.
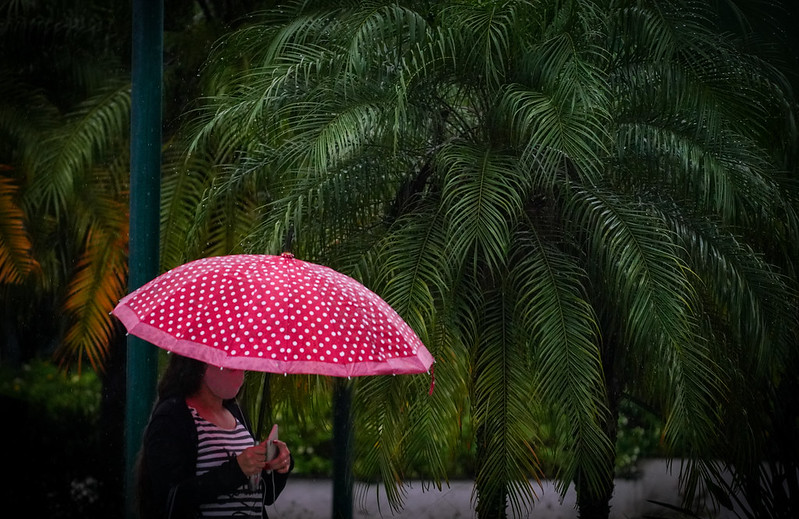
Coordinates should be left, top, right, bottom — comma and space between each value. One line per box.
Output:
137, 354, 293, 518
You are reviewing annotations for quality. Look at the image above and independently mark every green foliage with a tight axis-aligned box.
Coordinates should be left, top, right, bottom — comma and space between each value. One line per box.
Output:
0, 359, 101, 417
270, 391, 336, 477
614, 400, 667, 479
0, 0, 133, 372
0, 360, 106, 518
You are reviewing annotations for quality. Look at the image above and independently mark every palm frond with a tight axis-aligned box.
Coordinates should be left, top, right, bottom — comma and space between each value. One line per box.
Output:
668, 211, 797, 376
439, 0, 525, 89
439, 142, 528, 274
160, 135, 266, 265
0, 79, 62, 171
353, 375, 413, 511
354, 338, 467, 512
501, 81, 609, 187
159, 146, 219, 268
57, 221, 128, 373
610, 0, 793, 227
464, 279, 541, 518
510, 225, 611, 497
400, 316, 470, 484
568, 186, 723, 455
374, 204, 450, 342
615, 99, 782, 226
28, 81, 131, 218
340, 3, 429, 80
0, 175, 38, 283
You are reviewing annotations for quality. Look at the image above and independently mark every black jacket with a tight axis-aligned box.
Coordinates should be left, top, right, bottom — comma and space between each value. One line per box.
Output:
137, 396, 291, 519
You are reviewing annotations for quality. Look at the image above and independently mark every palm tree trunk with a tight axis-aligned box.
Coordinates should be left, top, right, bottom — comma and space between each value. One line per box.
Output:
475, 488, 508, 519
475, 423, 508, 519
576, 337, 621, 519
575, 473, 614, 519
575, 405, 617, 519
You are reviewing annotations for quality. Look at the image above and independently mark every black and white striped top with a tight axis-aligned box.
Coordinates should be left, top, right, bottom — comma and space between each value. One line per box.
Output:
190, 407, 263, 517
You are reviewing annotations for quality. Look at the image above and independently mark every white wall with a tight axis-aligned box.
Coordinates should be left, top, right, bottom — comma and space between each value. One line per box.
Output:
268, 459, 740, 518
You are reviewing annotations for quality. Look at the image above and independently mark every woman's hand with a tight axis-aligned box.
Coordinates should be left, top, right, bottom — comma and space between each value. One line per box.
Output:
237, 443, 268, 477
264, 440, 292, 474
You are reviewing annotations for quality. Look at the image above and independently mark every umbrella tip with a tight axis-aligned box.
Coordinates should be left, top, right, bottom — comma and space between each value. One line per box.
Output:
283, 224, 295, 254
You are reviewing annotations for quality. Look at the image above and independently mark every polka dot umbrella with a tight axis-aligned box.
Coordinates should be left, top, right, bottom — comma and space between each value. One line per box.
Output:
112, 253, 434, 378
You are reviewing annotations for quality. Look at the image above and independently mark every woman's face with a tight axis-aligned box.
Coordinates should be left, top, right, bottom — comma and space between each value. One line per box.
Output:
203, 365, 245, 400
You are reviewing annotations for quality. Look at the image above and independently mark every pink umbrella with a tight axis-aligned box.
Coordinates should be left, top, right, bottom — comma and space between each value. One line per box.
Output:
112, 253, 434, 378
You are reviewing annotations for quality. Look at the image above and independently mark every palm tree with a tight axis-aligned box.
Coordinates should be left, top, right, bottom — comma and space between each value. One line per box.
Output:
0, 0, 135, 370
0, 0, 275, 370
176, 0, 799, 517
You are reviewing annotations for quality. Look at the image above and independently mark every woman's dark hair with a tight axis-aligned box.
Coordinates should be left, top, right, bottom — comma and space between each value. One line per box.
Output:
136, 354, 206, 518
157, 353, 207, 400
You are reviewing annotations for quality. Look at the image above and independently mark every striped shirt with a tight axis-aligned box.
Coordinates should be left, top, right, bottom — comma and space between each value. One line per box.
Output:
190, 406, 263, 517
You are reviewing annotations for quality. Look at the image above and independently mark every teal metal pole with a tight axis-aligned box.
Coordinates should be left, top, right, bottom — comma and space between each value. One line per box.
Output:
125, 0, 162, 517
332, 379, 354, 519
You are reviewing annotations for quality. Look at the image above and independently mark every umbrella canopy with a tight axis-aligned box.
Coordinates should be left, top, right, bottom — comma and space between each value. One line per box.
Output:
112, 253, 434, 377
